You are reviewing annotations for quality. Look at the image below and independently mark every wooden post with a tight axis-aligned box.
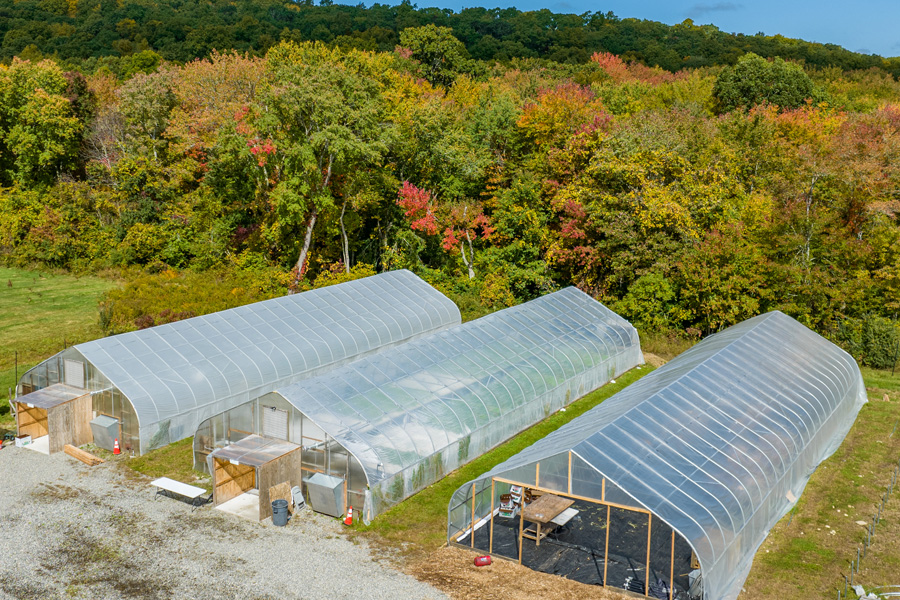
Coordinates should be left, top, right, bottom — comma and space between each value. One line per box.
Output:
471, 482, 476, 548
646, 513, 652, 598
602, 478, 606, 502
489, 479, 496, 554
518, 507, 525, 564
567, 451, 572, 495
603, 504, 610, 586
535, 462, 540, 487
669, 529, 675, 600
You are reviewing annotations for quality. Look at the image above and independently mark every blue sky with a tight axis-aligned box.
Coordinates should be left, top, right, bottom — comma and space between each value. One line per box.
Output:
411, 0, 900, 58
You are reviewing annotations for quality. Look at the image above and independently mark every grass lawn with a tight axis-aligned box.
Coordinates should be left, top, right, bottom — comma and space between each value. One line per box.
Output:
742, 367, 900, 599
124, 437, 212, 490
0, 267, 117, 429
356, 365, 653, 554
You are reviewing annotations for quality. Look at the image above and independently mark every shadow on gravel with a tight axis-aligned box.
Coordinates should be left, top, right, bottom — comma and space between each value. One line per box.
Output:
40, 526, 175, 600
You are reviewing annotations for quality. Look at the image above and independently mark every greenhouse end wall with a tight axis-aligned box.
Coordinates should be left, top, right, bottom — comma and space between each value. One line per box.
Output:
16, 347, 142, 454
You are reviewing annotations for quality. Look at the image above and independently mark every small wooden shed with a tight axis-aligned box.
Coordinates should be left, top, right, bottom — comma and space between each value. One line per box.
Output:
15, 384, 92, 454
209, 435, 303, 521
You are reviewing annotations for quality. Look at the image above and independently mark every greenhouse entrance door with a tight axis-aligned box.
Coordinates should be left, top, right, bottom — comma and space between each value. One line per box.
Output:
210, 435, 304, 521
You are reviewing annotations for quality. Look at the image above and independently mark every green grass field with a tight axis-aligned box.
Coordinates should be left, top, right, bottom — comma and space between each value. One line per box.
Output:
0, 267, 116, 428
739, 368, 900, 599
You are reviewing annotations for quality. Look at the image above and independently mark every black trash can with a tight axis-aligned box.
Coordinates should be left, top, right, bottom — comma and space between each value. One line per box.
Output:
272, 499, 289, 526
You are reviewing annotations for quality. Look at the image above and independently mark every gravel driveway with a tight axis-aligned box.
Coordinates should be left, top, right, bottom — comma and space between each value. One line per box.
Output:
0, 447, 447, 600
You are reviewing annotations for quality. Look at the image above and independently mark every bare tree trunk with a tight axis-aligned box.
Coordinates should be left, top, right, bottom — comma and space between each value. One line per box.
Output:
460, 234, 475, 279
340, 200, 350, 273
460, 205, 476, 279
295, 208, 318, 285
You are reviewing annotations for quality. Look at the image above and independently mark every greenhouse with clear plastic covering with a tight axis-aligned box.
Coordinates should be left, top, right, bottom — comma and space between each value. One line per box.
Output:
14, 270, 460, 455
225, 286, 642, 523
447, 311, 866, 600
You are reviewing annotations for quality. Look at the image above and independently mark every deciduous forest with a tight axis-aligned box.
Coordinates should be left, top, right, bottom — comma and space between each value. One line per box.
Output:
1, 5, 899, 367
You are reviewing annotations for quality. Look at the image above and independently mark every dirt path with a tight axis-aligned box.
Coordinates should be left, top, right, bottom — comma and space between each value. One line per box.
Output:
409, 546, 632, 600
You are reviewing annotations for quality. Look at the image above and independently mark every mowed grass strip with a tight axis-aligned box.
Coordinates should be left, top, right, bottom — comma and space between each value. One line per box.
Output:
0, 267, 117, 427
742, 368, 900, 600
357, 365, 653, 554
125, 437, 212, 491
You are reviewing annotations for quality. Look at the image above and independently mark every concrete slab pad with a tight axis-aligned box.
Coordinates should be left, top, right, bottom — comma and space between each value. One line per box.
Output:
22, 435, 49, 455
216, 492, 259, 521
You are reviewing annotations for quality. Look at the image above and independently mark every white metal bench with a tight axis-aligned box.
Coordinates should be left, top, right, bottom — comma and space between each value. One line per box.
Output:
151, 477, 211, 510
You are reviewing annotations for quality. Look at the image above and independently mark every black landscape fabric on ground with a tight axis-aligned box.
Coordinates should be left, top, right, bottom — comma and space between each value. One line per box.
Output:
466, 499, 693, 597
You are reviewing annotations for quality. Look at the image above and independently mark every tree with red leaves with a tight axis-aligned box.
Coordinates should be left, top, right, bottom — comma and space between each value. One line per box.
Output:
397, 181, 494, 278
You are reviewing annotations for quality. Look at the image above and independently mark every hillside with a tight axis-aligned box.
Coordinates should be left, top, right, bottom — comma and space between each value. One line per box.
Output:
1, 0, 899, 76
0, 10, 898, 369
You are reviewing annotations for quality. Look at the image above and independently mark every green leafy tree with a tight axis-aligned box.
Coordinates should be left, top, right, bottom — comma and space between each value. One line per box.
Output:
253, 42, 388, 282
117, 72, 176, 160
399, 25, 471, 87
675, 226, 770, 334
0, 59, 85, 184
613, 272, 682, 332
713, 53, 824, 113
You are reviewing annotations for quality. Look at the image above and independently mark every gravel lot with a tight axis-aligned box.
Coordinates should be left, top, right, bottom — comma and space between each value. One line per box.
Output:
0, 446, 447, 600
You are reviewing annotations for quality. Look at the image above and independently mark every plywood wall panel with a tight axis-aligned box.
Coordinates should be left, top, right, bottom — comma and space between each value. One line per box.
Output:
257, 448, 304, 521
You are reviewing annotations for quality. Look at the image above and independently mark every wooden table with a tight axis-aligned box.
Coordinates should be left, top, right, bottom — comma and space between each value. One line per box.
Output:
520, 493, 575, 547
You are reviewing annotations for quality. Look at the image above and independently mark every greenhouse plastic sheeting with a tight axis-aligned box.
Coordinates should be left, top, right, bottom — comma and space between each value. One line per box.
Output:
447, 311, 867, 600
71, 270, 460, 452
276, 286, 643, 522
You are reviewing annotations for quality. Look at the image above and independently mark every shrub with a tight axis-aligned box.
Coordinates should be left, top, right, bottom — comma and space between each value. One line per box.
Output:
835, 316, 900, 370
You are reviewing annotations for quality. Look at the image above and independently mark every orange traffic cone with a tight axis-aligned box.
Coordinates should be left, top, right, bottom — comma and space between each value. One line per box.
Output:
113, 438, 121, 455
344, 506, 353, 525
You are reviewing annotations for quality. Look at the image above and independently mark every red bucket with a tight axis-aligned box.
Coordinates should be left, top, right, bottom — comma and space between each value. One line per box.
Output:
474, 555, 492, 567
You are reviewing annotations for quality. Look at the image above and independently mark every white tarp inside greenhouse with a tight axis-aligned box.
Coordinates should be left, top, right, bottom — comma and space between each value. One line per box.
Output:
274, 286, 643, 522
447, 310, 867, 600
17, 270, 461, 454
